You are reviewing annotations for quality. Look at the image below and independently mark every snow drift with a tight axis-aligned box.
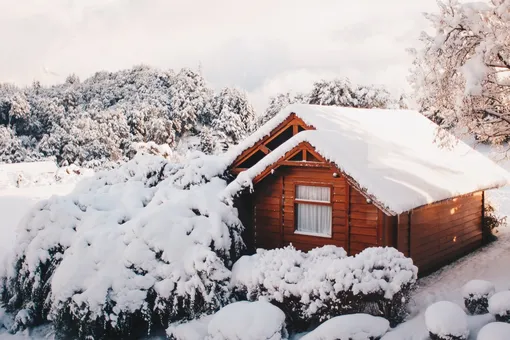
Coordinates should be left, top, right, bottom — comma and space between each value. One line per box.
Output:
0, 153, 244, 339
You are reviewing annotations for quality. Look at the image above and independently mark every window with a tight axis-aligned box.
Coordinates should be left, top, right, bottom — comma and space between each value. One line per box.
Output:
295, 185, 332, 237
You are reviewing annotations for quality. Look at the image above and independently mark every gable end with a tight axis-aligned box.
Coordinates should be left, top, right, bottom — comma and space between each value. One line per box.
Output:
230, 113, 313, 174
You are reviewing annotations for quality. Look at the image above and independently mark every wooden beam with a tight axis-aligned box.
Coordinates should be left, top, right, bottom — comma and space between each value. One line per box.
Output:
231, 168, 248, 175
293, 124, 298, 135
259, 145, 270, 154
280, 161, 330, 168
230, 113, 314, 168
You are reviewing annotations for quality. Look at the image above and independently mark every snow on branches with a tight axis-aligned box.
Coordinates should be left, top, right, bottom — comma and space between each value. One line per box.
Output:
0, 66, 256, 167
258, 79, 406, 127
0, 153, 245, 339
410, 0, 510, 145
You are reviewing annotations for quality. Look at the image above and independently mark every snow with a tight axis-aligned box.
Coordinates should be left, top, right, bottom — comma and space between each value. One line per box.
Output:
205, 301, 287, 340
1, 154, 244, 337
0, 164, 82, 340
231, 246, 417, 321
224, 104, 510, 215
488, 291, 510, 318
300, 314, 390, 340
0, 176, 78, 279
425, 301, 469, 339
461, 280, 495, 299
0, 160, 57, 181
477, 322, 510, 340
167, 315, 213, 340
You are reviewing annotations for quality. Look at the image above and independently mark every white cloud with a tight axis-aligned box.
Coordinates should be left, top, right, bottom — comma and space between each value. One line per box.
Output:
0, 0, 437, 113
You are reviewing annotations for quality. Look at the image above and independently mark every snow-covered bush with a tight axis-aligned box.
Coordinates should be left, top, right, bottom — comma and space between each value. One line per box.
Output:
489, 291, 510, 323
461, 280, 495, 315
205, 301, 287, 340
477, 322, 510, 340
167, 301, 287, 340
10, 308, 35, 334
167, 315, 213, 340
231, 246, 417, 329
1, 153, 245, 339
300, 314, 389, 340
425, 301, 469, 340
483, 202, 507, 242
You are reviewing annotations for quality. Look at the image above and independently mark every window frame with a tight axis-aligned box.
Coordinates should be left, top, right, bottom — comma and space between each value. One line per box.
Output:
293, 182, 333, 238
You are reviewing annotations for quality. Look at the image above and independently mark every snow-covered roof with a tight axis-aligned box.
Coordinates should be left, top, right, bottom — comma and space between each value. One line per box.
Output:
225, 104, 510, 214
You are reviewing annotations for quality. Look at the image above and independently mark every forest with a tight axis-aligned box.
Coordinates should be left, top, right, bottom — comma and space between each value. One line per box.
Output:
0, 66, 405, 168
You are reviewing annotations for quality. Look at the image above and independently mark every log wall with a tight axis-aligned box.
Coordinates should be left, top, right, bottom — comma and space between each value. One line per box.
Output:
409, 191, 484, 274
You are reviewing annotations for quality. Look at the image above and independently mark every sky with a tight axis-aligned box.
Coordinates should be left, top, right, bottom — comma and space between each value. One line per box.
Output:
0, 0, 438, 113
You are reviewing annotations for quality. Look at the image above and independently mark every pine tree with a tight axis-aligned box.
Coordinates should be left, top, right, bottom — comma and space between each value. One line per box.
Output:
211, 87, 255, 144
169, 68, 213, 135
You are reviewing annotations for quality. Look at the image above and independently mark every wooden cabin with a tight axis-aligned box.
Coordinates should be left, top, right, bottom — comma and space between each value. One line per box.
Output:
225, 104, 509, 274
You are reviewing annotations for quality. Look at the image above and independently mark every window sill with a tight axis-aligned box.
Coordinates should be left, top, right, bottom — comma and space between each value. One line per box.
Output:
294, 231, 332, 239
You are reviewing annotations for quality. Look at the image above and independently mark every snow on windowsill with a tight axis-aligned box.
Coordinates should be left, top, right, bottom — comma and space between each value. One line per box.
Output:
294, 231, 332, 238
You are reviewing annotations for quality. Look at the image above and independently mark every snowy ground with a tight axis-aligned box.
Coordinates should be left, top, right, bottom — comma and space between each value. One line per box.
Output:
0, 164, 88, 339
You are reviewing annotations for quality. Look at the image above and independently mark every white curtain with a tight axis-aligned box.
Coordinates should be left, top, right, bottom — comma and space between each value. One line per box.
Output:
295, 185, 332, 236
296, 185, 330, 202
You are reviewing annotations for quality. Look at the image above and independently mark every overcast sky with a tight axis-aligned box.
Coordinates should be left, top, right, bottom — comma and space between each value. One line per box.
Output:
0, 0, 437, 112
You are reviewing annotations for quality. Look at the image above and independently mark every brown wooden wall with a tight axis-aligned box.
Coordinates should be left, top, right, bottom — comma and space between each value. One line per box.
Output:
253, 175, 283, 250
252, 165, 388, 255
281, 167, 347, 251
243, 166, 484, 275
396, 212, 410, 256
348, 188, 381, 254
408, 191, 484, 274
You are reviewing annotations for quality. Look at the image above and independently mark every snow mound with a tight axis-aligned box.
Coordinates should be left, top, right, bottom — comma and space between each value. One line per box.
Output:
1, 153, 244, 338
167, 315, 213, 340
0, 161, 92, 189
206, 301, 287, 340
462, 280, 495, 299
488, 291, 510, 320
425, 301, 469, 340
477, 322, 510, 340
300, 313, 390, 340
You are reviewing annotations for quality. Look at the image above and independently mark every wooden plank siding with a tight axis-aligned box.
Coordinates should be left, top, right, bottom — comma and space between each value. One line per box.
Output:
396, 212, 410, 256
348, 188, 381, 254
408, 191, 484, 274
253, 175, 283, 250
280, 167, 348, 252
252, 165, 388, 255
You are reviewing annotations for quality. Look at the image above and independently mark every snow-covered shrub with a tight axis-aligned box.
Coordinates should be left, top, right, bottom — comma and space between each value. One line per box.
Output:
167, 314, 213, 340
1, 153, 245, 339
477, 322, 510, 340
425, 301, 469, 340
231, 246, 417, 330
461, 280, 495, 315
10, 308, 35, 333
308, 247, 417, 327
205, 301, 288, 340
300, 314, 390, 340
231, 246, 307, 326
483, 201, 507, 243
489, 291, 510, 323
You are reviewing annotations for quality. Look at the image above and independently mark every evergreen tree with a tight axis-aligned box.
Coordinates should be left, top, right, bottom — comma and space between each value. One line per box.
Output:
169, 68, 213, 135
211, 87, 255, 144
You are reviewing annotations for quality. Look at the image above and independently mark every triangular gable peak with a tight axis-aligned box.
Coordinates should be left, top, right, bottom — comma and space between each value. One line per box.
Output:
250, 140, 394, 216
230, 113, 313, 174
